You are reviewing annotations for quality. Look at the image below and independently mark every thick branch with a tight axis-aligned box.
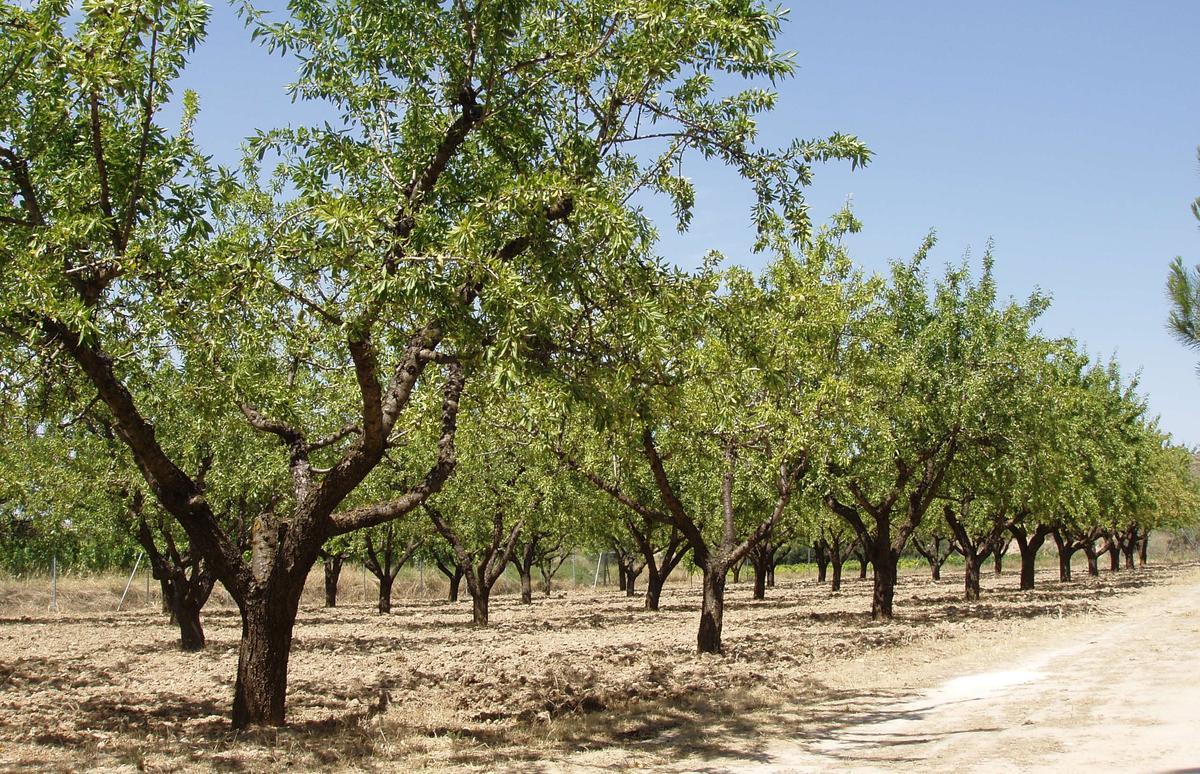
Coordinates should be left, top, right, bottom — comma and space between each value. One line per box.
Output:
326, 363, 464, 535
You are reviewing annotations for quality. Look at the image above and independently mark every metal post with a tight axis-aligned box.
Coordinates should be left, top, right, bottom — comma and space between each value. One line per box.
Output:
145, 561, 150, 607
117, 552, 144, 611
592, 552, 603, 590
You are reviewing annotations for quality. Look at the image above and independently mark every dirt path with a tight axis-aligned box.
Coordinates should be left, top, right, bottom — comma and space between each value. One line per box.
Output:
700, 567, 1200, 772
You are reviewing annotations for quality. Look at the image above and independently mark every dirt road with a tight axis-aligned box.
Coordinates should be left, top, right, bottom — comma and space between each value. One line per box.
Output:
697, 567, 1200, 772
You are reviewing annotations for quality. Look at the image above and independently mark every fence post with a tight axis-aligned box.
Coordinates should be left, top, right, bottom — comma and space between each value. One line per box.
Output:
117, 552, 144, 611
49, 555, 59, 613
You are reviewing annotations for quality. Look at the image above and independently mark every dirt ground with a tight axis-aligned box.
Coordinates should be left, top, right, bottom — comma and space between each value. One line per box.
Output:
0, 561, 1197, 772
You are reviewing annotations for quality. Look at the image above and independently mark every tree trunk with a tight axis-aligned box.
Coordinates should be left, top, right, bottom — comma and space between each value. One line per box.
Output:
814, 540, 830, 583
1058, 548, 1073, 582
766, 564, 776, 588
930, 561, 941, 582
175, 593, 206, 651
1121, 539, 1136, 570
448, 570, 462, 602
748, 546, 770, 601
624, 567, 636, 597
645, 571, 666, 611
872, 548, 897, 620
518, 566, 533, 604
831, 559, 843, 592
471, 587, 489, 626
964, 553, 982, 601
992, 548, 1004, 575
1083, 543, 1099, 577
752, 561, 767, 600
731, 562, 742, 584
858, 554, 868, 579
231, 595, 299, 729
159, 578, 174, 615
1019, 543, 1036, 590
377, 575, 393, 614
323, 556, 343, 608
617, 565, 627, 592
1108, 542, 1121, 572
1013, 525, 1048, 591
697, 564, 727, 654
1138, 533, 1149, 566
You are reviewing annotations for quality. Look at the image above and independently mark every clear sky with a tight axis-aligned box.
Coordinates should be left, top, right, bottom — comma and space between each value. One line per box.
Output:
176, 0, 1200, 446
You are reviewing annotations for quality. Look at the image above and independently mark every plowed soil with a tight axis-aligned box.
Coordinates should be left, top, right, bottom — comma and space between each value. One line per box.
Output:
1, 562, 1197, 772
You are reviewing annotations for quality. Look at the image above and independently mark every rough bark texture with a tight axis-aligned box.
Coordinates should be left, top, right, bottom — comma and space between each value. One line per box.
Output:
320, 551, 345, 608
963, 553, 981, 601
1011, 522, 1052, 591
231, 587, 303, 729
697, 564, 727, 654
813, 539, 830, 583
135, 502, 216, 652
1082, 540, 1100, 577
871, 550, 897, 619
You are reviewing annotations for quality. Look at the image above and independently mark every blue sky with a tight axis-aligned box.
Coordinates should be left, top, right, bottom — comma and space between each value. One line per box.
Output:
177, 1, 1200, 445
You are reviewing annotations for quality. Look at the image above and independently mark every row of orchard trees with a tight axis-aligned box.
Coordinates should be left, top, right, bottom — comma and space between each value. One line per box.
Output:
2, 0, 1197, 731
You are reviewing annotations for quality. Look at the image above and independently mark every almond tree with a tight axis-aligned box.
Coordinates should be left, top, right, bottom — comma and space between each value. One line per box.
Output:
2, 0, 857, 725
556, 226, 869, 652
822, 247, 1046, 618
362, 522, 423, 614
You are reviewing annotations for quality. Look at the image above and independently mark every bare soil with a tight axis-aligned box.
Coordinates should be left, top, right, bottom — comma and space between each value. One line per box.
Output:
0, 562, 1196, 772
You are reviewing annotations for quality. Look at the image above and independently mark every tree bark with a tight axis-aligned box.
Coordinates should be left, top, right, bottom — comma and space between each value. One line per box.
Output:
1011, 523, 1050, 591
231, 593, 300, 728
435, 559, 464, 602
377, 575, 393, 614
831, 558, 843, 592
814, 539, 830, 583
964, 553, 981, 601
518, 565, 533, 604
748, 541, 773, 600
858, 552, 868, 579
471, 587, 489, 626
1138, 533, 1149, 566
174, 592, 207, 651
872, 550, 896, 619
322, 554, 344, 608
697, 564, 727, 654
752, 562, 767, 600
1120, 528, 1137, 570
1082, 541, 1100, 577
645, 571, 667, 611
1053, 531, 1075, 582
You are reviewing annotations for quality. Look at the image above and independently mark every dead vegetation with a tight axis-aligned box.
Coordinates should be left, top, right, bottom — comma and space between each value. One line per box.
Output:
0, 562, 1190, 772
